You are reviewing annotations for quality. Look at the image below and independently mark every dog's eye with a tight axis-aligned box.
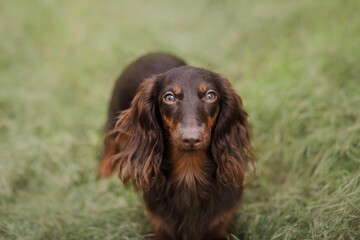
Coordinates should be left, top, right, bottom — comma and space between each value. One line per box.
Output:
164, 93, 176, 103
205, 91, 216, 102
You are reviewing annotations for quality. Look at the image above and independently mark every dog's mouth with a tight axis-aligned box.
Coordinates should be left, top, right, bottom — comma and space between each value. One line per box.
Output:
172, 136, 210, 152
178, 145, 204, 152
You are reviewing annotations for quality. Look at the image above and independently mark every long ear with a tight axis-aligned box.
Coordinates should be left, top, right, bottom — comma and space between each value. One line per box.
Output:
100, 76, 163, 190
211, 76, 254, 187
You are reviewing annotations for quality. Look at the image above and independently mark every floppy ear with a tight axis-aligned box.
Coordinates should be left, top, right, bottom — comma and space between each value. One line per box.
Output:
99, 76, 163, 190
211, 76, 254, 187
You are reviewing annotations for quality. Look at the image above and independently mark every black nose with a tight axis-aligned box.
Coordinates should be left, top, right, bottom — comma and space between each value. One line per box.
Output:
181, 131, 202, 147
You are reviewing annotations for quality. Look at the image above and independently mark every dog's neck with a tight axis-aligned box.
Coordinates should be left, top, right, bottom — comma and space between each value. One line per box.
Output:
168, 147, 210, 188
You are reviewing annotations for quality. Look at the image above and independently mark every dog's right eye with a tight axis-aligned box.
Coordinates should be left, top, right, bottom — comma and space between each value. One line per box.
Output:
164, 93, 176, 103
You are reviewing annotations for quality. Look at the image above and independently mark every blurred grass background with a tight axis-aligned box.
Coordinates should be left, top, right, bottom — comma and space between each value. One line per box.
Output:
0, 0, 359, 239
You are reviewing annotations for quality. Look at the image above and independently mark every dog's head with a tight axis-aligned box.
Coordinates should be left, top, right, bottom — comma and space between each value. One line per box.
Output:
106, 66, 253, 189
157, 67, 221, 152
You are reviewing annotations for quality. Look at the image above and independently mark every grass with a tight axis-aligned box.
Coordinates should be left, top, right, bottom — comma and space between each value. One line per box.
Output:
0, 0, 359, 239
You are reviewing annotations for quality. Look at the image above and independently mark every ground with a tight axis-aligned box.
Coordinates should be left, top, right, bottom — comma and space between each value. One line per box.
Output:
0, 0, 359, 239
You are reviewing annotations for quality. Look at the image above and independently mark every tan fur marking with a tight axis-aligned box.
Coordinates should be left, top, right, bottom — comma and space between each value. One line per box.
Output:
170, 148, 207, 187
207, 106, 220, 130
173, 85, 181, 95
199, 83, 207, 93
98, 138, 117, 178
146, 206, 172, 237
98, 133, 129, 179
207, 116, 217, 130
209, 207, 238, 234
161, 113, 176, 131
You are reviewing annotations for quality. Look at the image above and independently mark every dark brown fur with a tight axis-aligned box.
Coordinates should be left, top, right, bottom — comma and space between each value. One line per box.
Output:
99, 53, 253, 240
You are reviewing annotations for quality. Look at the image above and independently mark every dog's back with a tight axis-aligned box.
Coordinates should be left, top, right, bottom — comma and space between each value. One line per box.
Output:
106, 53, 186, 131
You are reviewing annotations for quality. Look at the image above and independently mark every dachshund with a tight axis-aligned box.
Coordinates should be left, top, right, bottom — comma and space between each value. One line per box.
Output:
98, 53, 253, 240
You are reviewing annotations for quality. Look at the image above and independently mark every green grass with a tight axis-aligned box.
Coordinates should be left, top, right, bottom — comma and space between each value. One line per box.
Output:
1, 0, 359, 239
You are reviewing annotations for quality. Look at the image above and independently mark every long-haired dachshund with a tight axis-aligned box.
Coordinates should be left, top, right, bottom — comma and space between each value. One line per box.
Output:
99, 53, 253, 240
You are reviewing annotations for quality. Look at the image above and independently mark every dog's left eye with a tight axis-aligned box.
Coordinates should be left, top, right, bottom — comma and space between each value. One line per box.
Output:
205, 91, 217, 101
164, 93, 176, 103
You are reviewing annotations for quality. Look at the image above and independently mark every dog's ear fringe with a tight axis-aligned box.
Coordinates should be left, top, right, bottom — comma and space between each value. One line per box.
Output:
212, 76, 254, 187
99, 76, 164, 191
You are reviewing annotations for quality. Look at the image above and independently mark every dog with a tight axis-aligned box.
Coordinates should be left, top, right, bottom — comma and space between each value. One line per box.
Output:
98, 53, 253, 240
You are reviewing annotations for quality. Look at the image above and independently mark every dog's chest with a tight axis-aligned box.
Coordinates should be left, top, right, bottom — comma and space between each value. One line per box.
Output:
143, 180, 242, 239
145, 178, 240, 218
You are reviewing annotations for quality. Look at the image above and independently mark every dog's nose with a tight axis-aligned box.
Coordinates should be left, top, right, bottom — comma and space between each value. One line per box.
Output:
181, 131, 201, 147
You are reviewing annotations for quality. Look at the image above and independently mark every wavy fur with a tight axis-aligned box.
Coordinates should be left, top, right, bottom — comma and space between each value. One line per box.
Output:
109, 77, 163, 190
212, 76, 254, 187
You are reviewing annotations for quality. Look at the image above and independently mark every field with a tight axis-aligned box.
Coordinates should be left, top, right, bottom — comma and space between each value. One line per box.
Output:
0, 0, 359, 239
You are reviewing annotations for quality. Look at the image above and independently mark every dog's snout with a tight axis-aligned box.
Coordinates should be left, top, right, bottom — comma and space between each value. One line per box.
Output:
181, 131, 202, 147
